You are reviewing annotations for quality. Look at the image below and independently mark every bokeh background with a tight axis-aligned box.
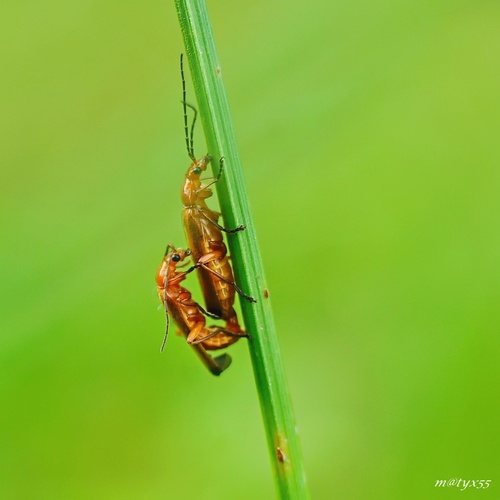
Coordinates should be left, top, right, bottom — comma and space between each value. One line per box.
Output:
1, 0, 499, 498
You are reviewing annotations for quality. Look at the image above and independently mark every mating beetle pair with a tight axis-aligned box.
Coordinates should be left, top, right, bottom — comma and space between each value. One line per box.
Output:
155, 55, 255, 375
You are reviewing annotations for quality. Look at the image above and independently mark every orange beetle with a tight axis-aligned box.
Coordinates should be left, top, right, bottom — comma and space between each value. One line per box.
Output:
156, 245, 247, 374
179, 54, 255, 337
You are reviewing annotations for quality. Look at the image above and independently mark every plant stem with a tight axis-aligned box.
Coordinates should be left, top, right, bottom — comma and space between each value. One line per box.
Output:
174, 1, 309, 498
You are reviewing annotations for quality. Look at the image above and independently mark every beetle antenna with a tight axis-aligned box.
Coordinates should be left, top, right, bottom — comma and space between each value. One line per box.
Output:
180, 53, 197, 161
160, 251, 173, 352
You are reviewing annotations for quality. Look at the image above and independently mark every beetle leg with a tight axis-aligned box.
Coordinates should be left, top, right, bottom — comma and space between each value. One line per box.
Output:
186, 322, 205, 344
198, 262, 257, 303
195, 206, 245, 233
199, 155, 224, 189
195, 302, 221, 319
188, 327, 248, 345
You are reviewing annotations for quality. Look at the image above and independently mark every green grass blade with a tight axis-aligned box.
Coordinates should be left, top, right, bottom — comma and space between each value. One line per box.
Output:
174, 1, 309, 498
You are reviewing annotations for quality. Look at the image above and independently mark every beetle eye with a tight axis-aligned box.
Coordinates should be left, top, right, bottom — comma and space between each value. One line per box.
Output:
192, 167, 201, 175
172, 254, 181, 262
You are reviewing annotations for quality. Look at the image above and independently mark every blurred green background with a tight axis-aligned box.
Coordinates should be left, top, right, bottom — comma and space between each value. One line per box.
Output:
1, 0, 499, 498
